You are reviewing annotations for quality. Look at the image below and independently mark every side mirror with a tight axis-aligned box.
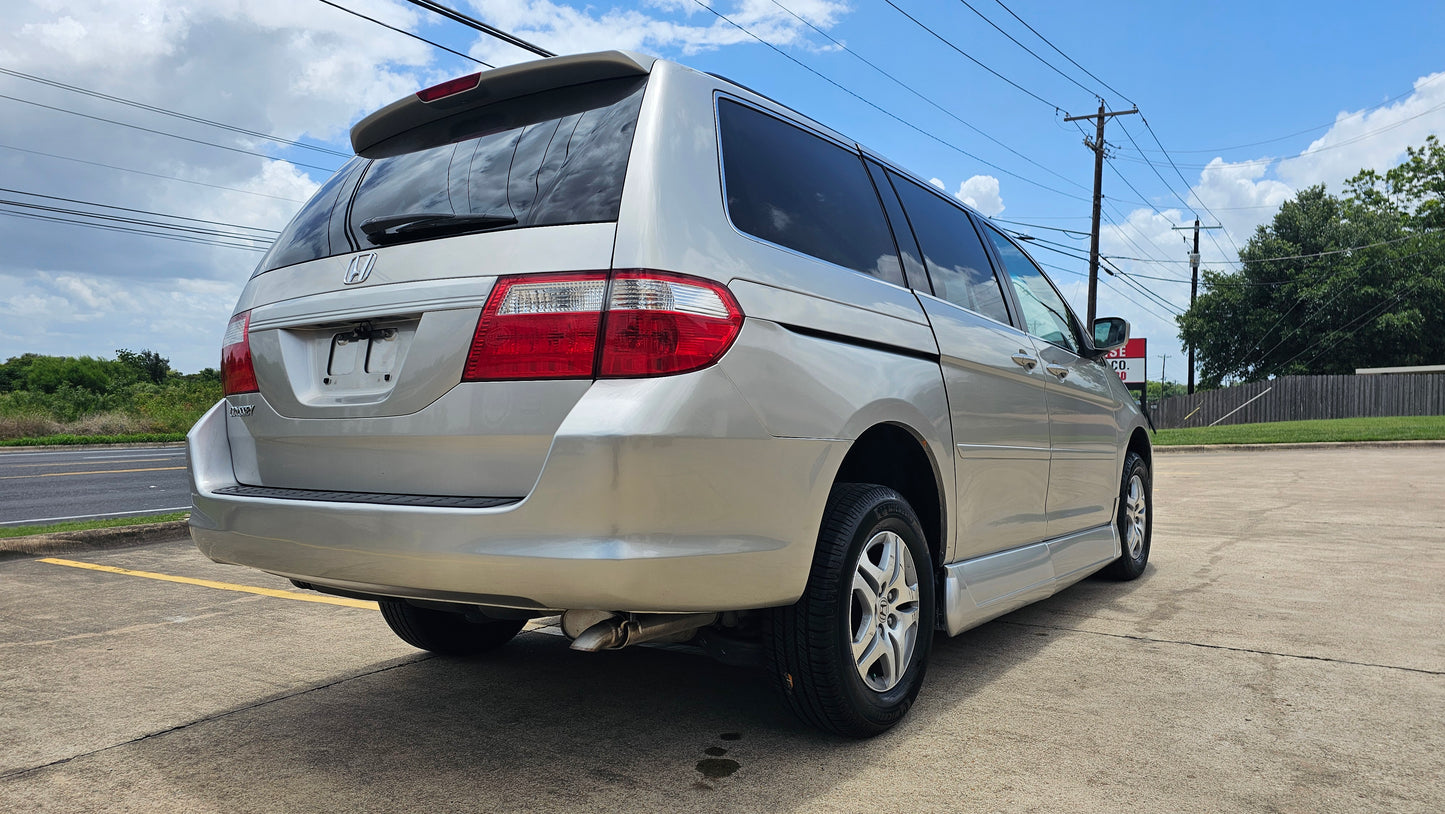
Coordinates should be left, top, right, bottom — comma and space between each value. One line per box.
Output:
1092, 317, 1129, 353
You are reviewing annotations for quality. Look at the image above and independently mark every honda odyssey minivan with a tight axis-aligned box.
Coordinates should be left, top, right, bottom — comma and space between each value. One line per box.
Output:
188, 50, 1153, 737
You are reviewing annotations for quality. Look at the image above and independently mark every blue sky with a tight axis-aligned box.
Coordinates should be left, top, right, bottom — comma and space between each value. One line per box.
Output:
1, 0, 1442, 378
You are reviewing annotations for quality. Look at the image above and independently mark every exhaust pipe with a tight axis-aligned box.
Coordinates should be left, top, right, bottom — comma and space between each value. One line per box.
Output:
567, 612, 718, 652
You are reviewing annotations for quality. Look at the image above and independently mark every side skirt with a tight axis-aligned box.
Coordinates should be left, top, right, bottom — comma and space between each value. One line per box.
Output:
941, 523, 1119, 636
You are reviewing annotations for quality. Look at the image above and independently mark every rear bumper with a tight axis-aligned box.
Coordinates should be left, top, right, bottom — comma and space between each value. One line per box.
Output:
187, 369, 845, 613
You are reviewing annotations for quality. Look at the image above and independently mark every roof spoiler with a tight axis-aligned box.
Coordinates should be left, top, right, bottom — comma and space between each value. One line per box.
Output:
350, 51, 655, 158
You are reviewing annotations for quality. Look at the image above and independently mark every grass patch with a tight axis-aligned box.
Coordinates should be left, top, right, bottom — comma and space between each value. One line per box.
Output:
0, 432, 186, 447
1154, 415, 1445, 446
0, 512, 189, 539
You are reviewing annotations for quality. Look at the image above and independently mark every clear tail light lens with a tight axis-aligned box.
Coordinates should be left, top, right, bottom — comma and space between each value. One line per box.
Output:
463, 270, 743, 382
221, 311, 259, 395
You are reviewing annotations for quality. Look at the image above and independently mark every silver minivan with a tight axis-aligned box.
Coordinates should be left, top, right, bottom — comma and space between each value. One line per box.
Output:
188, 51, 1153, 737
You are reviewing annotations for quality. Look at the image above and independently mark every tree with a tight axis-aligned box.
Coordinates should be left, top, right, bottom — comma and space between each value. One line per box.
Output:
1178, 139, 1445, 387
115, 348, 171, 385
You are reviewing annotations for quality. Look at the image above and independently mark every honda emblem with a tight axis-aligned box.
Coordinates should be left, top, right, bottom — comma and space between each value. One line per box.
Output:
344, 253, 376, 285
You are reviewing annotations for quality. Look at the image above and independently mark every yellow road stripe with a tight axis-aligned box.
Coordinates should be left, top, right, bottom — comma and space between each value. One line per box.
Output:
38, 557, 377, 609
0, 466, 185, 480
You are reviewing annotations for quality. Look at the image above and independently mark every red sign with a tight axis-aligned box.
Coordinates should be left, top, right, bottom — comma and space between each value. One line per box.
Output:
1104, 338, 1146, 384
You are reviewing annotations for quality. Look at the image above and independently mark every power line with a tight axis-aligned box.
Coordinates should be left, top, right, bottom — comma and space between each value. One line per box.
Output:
952, 0, 1101, 100
0, 187, 280, 234
401, 0, 555, 58
768, 0, 1089, 192
882, 0, 1065, 112
0, 198, 275, 243
0, 93, 340, 174
0, 142, 309, 203
694, 1, 1095, 203
988, 0, 1134, 106
1138, 115, 1242, 257
311, 0, 493, 68
0, 66, 351, 157
0, 209, 267, 252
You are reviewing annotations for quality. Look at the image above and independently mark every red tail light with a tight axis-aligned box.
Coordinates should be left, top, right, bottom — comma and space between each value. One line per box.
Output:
463, 270, 743, 382
221, 311, 259, 395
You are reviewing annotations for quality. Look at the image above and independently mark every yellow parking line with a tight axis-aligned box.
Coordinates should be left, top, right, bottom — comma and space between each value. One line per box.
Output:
0, 466, 185, 480
38, 557, 377, 609
6, 458, 185, 468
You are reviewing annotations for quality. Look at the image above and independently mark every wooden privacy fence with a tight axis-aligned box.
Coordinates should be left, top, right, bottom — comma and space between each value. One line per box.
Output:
1151, 374, 1445, 429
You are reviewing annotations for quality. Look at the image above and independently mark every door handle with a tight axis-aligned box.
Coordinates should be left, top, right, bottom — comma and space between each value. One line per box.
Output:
1045, 364, 1070, 379
1010, 351, 1038, 370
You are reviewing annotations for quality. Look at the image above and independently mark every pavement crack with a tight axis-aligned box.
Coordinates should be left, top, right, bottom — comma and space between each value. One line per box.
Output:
0, 654, 433, 782
999, 620, 1444, 676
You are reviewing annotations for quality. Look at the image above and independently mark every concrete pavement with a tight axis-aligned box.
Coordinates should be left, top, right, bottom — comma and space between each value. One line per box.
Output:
0, 446, 1441, 812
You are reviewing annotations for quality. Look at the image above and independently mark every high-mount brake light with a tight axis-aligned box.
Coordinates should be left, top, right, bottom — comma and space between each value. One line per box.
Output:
462, 271, 744, 382
416, 72, 483, 103
221, 311, 259, 395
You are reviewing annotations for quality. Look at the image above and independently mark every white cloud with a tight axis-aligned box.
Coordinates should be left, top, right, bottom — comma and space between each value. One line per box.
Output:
463, 0, 850, 65
952, 175, 1004, 216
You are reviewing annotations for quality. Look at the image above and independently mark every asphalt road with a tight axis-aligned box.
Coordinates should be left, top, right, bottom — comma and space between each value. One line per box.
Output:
0, 445, 189, 526
1, 446, 1441, 813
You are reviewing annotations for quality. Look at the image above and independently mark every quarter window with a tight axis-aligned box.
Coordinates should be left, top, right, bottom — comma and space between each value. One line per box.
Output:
981, 225, 1082, 353
889, 173, 1010, 324
718, 100, 901, 285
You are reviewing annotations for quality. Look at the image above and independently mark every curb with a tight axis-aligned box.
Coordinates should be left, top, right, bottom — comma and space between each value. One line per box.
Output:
0, 441, 186, 454
0, 520, 190, 561
1155, 439, 1445, 454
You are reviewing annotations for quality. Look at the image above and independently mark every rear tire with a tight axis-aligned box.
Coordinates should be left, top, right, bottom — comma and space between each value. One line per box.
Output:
379, 599, 525, 656
767, 483, 935, 738
1103, 451, 1152, 580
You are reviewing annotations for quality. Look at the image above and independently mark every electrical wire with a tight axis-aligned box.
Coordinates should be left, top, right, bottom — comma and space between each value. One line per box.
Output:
0, 143, 309, 203
0, 187, 280, 234
952, 0, 1102, 100
0, 209, 267, 252
767, 0, 1089, 192
881, 0, 1066, 112
401, 0, 554, 57
311, 0, 493, 68
694, 1, 1095, 203
988, 0, 1134, 106
0, 66, 351, 157
0, 198, 275, 243
0, 93, 341, 174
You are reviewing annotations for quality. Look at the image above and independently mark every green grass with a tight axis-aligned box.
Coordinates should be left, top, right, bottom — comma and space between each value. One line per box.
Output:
0, 432, 186, 447
1154, 415, 1445, 446
0, 512, 189, 539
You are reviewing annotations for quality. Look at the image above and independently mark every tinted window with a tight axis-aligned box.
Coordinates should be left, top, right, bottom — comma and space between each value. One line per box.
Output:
254, 157, 365, 274
256, 77, 646, 274
890, 173, 1010, 324
981, 225, 1081, 353
718, 100, 901, 285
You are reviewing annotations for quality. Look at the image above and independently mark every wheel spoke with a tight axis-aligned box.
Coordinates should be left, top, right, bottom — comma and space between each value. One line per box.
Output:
854, 622, 883, 669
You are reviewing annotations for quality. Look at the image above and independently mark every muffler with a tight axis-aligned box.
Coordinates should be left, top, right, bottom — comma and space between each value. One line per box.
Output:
565, 611, 718, 652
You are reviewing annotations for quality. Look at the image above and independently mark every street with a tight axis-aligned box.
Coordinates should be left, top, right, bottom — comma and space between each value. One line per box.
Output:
0, 445, 188, 525
1, 446, 1441, 813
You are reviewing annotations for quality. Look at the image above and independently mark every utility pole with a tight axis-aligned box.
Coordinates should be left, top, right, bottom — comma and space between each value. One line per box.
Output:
1159, 354, 1169, 385
1171, 219, 1222, 395
1064, 100, 1137, 326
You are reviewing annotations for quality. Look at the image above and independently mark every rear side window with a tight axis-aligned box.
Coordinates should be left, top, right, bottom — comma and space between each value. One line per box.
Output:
255, 77, 647, 275
718, 100, 901, 285
888, 172, 1011, 324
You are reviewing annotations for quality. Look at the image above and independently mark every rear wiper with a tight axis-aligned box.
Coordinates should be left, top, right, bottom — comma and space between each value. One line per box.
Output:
360, 212, 518, 244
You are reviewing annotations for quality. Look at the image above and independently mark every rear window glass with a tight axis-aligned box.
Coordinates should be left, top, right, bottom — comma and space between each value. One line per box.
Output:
718, 99, 901, 285
889, 172, 1011, 325
255, 77, 647, 275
